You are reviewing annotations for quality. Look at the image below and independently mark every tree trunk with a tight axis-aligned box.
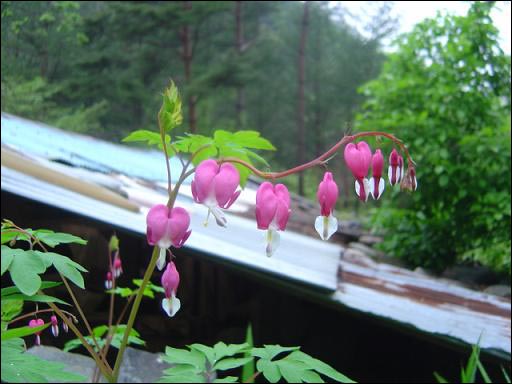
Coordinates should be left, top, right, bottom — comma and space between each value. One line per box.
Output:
180, 1, 197, 133
235, 1, 245, 130
296, 1, 309, 196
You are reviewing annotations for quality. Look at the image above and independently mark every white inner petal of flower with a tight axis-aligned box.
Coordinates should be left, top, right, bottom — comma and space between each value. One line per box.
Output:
204, 195, 227, 227
162, 294, 181, 317
265, 229, 280, 257
156, 247, 167, 271
314, 214, 338, 241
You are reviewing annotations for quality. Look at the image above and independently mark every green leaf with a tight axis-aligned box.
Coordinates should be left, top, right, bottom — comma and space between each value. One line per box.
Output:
1, 299, 23, 322
1, 323, 49, 340
189, 343, 216, 365
232, 131, 276, 150
158, 80, 183, 133
287, 351, 355, 383
107, 287, 135, 298
277, 359, 308, 383
38, 252, 87, 289
301, 370, 325, 383
256, 359, 281, 383
1, 245, 15, 275
214, 357, 253, 371
2, 294, 70, 306
93, 325, 109, 338
477, 360, 491, 384
122, 130, 172, 153
2, 338, 87, 382
213, 377, 239, 383
163, 346, 206, 369
501, 366, 511, 383
433, 371, 449, 383
6, 248, 46, 295
213, 342, 249, 361
251, 345, 299, 360
241, 324, 255, 383
30, 229, 87, 247
1, 281, 62, 297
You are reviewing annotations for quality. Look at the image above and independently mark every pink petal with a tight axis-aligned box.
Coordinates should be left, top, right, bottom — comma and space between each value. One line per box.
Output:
317, 172, 338, 216
161, 261, 180, 298
275, 200, 290, 231
193, 159, 219, 202
372, 149, 384, 178
344, 142, 372, 179
214, 163, 240, 207
255, 182, 277, 230
146, 204, 170, 245
167, 207, 191, 247
274, 184, 291, 208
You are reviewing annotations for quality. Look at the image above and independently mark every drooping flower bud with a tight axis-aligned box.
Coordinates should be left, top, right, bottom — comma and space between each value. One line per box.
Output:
388, 148, 402, 186
146, 205, 191, 270
315, 172, 339, 240
29, 318, 45, 346
50, 315, 59, 337
105, 271, 113, 290
191, 159, 241, 227
161, 262, 181, 317
113, 252, 123, 278
400, 166, 418, 192
370, 149, 385, 200
255, 182, 291, 257
344, 141, 372, 202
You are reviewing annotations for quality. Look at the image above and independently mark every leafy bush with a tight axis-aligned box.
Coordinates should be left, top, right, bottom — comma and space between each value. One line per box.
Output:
356, 2, 511, 274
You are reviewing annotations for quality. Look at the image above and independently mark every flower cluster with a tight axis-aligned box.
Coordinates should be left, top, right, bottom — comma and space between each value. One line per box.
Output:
146, 146, 415, 317
104, 235, 123, 290
28, 314, 70, 346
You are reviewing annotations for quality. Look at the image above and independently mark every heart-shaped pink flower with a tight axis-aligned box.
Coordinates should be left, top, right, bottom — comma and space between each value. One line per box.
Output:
255, 182, 291, 257
146, 204, 191, 270
315, 172, 339, 241
344, 141, 372, 201
192, 159, 241, 227
370, 149, 385, 200
29, 318, 45, 345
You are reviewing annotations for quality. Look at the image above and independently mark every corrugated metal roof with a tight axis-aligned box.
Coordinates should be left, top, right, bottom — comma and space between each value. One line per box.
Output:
1, 112, 184, 182
1, 113, 510, 358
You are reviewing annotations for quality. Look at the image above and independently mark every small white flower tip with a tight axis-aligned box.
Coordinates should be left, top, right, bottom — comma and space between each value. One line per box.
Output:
156, 248, 167, 271
162, 295, 181, 317
265, 229, 280, 257
314, 215, 338, 241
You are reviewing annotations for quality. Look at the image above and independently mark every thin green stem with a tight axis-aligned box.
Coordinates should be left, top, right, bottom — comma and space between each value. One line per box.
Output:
59, 273, 106, 364
159, 124, 173, 199
45, 299, 113, 381
111, 247, 160, 382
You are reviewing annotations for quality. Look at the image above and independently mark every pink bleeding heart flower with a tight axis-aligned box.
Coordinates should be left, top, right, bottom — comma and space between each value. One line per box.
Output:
50, 315, 59, 338
370, 149, 385, 200
105, 271, 113, 290
29, 318, 45, 346
62, 317, 69, 333
161, 262, 181, 317
113, 252, 123, 278
344, 141, 372, 202
255, 182, 291, 257
315, 172, 339, 240
388, 148, 403, 186
191, 159, 241, 227
146, 204, 191, 270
